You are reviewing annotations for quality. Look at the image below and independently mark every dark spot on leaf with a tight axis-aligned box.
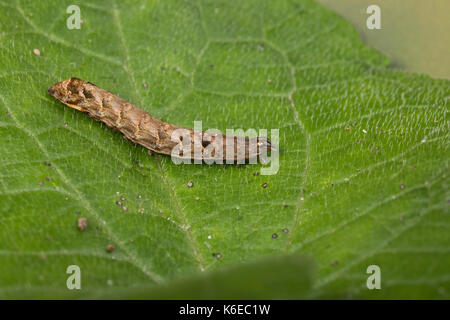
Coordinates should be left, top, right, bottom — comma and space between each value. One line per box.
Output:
253, 172, 259, 176
186, 181, 194, 188
120, 196, 126, 201
45, 177, 51, 181
116, 201, 122, 206
282, 228, 289, 234
106, 244, 115, 253
143, 82, 148, 89
272, 233, 278, 239
161, 66, 166, 71
212, 253, 222, 259
331, 260, 339, 267
44, 161, 51, 167
262, 183, 268, 189
400, 184, 405, 190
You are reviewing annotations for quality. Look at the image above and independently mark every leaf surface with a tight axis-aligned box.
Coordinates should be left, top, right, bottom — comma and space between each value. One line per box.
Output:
0, 0, 448, 298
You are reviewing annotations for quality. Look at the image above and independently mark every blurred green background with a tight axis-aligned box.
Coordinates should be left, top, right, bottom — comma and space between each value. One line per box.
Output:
317, 0, 450, 79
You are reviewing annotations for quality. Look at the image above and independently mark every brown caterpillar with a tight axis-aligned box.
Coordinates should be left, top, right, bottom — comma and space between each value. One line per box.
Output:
48, 78, 273, 162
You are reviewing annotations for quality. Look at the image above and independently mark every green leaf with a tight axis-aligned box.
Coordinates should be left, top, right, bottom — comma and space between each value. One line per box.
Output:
0, 0, 448, 299
2, 254, 314, 299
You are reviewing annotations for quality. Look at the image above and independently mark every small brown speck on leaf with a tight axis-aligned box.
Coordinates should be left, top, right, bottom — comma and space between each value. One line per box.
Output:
283, 204, 289, 208
257, 44, 264, 51
262, 183, 268, 189
137, 194, 142, 199
106, 244, 115, 253
44, 161, 51, 167
272, 233, 278, 239
33, 48, 40, 56
331, 260, 339, 267
186, 181, 194, 188
282, 228, 289, 234
143, 82, 148, 89
120, 196, 126, 201
398, 216, 404, 222
38, 181, 43, 186
75, 211, 81, 215
210, 64, 214, 69
253, 172, 259, 176
116, 201, 122, 207
161, 66, 166, 71
122, 206, 128, 211
195, 196, 199, 200
77, 217, 88, 231
45, 177, 51, 181
400, 184, 405, 190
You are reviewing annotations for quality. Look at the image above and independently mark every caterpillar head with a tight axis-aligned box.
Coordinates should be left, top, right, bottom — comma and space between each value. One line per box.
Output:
48, 78, 95, 111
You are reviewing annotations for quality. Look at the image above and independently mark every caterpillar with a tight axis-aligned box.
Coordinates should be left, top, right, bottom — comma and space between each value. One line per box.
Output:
48, 78, 273, 162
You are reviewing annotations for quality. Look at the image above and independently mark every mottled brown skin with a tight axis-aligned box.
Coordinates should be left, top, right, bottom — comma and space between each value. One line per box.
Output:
48, 78, 272, 162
